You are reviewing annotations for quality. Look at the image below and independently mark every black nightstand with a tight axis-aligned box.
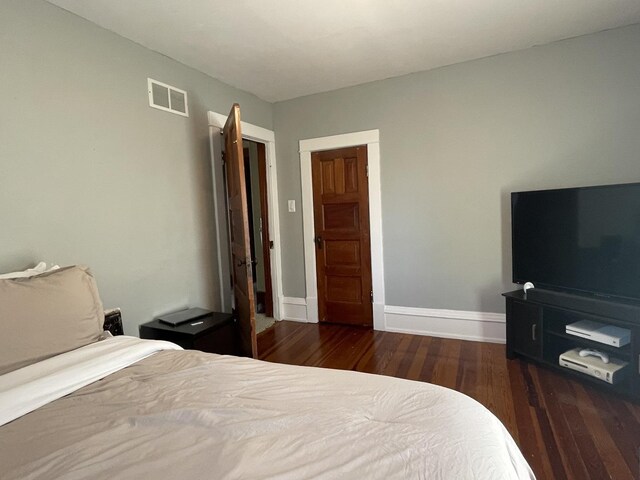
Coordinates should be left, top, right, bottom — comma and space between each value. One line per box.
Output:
139, 310, 239, 355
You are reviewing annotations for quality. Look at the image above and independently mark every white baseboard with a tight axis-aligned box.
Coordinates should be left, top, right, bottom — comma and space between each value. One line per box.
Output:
373, 302, 385, 331
384, 305, 506, 344
281, 297, 310, 323
279, 299, 505, 343
305, 296, 319, 323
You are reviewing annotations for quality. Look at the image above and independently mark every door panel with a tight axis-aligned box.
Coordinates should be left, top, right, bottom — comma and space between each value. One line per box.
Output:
322, 203, 359, 230
311, 146, 373, 327
326, 276, 362, 302
223, 104, 257, 358
325, 241, 360, 266
507, 299, 542, 359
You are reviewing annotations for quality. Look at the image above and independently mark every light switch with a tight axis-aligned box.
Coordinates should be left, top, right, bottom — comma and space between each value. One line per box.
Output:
288, 200, 296, 212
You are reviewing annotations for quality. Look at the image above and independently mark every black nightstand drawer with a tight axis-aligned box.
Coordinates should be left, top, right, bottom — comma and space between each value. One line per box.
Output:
139, 311, 239, 355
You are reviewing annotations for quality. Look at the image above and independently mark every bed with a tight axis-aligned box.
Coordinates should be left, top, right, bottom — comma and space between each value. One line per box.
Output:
0, 266, 534, 479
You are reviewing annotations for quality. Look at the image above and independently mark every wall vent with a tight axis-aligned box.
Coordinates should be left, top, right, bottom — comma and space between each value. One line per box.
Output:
147, 78, 189, 117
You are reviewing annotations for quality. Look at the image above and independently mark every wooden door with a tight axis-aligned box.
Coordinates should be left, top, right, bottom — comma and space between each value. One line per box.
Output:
223, 103, 257, 358
311, 145, 373, 327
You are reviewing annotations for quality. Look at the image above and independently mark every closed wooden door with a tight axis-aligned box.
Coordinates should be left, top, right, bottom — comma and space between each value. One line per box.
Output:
223, 103, 257, 358
311, 146, 373, 327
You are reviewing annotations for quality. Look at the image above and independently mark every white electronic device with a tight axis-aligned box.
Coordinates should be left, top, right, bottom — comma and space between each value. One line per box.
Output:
578, 348, 609, 363
565, 320, 630, 347
558, 348, 627, 384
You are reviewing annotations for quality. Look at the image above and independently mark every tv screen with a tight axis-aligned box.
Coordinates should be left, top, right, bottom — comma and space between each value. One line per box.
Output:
511, 183, 640, 302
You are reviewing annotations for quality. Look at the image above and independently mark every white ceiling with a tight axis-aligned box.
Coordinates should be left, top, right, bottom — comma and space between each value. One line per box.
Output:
46, 0, 640, 102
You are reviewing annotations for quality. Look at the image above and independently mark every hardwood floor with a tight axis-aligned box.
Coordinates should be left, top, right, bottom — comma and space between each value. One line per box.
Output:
258, 321, 640, 480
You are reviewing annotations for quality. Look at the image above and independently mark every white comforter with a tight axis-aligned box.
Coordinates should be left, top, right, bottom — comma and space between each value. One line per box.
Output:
0, 335, 182, 427
0, 337, 535, 479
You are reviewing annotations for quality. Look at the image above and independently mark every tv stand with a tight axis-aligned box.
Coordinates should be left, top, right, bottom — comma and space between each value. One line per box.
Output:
503, 289, 640, 402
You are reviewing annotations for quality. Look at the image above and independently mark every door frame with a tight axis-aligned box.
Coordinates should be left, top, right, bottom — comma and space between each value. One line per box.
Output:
257, 143, 274, 317
299, 130, 385, 330
208, 111, 283, 321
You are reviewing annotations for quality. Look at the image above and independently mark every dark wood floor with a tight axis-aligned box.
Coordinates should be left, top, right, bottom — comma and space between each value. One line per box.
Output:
258, 321, 640, 480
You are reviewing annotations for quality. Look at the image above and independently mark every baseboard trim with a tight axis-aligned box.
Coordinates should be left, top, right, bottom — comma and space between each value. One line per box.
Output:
282, 297, 309, 323
279, 300, 506, 343
384, 305, 506, 344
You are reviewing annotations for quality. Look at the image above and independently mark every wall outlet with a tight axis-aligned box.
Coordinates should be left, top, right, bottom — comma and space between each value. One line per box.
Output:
288, 200, 296, 212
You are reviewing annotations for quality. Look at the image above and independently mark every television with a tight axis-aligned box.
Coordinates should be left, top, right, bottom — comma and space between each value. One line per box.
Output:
511, 182, 640, 302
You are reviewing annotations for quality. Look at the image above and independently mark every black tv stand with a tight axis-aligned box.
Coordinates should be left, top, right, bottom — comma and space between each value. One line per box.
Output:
503, 288, 640, 402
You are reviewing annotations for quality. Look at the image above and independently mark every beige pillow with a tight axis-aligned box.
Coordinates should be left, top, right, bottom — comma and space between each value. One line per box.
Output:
0, 265, 104, 375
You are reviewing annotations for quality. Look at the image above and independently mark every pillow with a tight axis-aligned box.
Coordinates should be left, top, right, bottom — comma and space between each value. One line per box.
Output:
0, 265, 104, 375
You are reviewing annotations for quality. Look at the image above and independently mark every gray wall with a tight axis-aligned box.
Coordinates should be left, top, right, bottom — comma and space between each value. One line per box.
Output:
273, 24, 640, 313
3, 1, 639, 324
0, 0, 272, 334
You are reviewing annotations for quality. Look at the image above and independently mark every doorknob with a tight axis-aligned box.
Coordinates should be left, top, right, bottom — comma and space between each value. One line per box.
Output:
314, 236, 323, 249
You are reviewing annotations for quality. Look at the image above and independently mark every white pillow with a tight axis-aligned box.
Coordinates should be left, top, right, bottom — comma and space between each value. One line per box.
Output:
0, 262, 59, 280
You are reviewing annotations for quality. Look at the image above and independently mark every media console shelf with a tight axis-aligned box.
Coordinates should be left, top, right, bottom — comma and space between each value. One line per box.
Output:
503, 289, 640, 402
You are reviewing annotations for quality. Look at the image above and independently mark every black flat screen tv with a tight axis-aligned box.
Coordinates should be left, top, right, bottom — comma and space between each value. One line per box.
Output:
511, 182, 640, 302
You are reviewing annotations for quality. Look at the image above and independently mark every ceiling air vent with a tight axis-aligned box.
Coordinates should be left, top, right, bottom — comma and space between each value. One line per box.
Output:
147, 78, 189, 117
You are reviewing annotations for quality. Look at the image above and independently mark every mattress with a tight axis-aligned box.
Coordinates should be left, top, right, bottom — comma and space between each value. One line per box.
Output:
0, 336, 534, 479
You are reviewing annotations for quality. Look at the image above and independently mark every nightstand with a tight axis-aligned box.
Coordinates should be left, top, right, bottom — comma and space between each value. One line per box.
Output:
139, 310, 239, 355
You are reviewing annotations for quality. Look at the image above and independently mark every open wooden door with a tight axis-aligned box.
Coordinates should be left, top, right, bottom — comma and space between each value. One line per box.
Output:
223, 104, 257, 358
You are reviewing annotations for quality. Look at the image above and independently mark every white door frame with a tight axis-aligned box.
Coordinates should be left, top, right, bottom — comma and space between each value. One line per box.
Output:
208, 111, 283, 321
299, 130, 385, 330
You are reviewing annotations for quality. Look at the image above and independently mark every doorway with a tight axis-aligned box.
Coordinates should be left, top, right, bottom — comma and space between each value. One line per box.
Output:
207, 111, 283, 346
299, 130, 385, 330
243, 141, 275, 333
311, 145, 372, 327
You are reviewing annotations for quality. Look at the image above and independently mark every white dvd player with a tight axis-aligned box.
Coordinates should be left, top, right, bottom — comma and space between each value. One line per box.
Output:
565, 320, 630, 347
559, 348, 628, 384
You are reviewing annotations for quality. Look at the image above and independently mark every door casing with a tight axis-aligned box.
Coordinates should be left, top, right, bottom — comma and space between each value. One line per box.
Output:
300, 130, 385, 330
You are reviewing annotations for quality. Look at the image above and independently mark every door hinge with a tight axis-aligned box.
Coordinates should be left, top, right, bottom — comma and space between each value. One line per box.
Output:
221, 151, 226, 165
370, 290, 373, 302
366, 164, 369, 177
269, 240, 274, 249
